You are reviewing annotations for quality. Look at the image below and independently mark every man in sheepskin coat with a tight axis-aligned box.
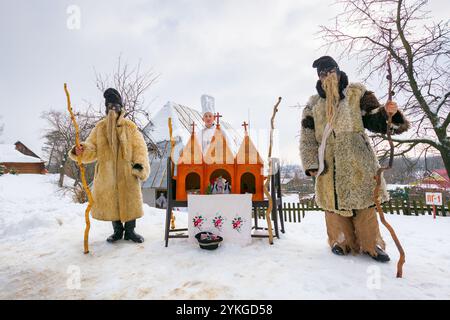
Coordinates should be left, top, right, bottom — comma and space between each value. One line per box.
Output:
299, 56, 409, 262
69, 88, 150, 243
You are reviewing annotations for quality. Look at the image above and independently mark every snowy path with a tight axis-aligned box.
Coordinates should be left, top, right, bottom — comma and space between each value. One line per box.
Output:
1, 174, 449, 299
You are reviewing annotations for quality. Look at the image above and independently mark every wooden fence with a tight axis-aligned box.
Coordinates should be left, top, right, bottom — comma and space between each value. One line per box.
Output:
253, 199, 450, 223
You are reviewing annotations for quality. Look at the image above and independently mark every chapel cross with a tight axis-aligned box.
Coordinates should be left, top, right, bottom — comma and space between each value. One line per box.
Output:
242, 121, 249, 133
214, 112, 222, 126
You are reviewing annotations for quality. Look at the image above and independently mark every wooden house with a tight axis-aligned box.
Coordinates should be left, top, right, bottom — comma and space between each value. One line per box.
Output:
0, 141, 46, 174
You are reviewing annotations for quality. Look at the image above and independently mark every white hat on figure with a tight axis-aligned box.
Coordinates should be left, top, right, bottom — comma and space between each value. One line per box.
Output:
201, 94, 215, 115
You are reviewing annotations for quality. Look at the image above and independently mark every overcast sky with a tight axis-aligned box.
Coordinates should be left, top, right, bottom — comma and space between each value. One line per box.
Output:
0, 0, 448, 163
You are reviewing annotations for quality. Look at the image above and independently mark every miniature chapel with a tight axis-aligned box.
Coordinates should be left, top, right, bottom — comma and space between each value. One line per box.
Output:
174, 115, 264, 201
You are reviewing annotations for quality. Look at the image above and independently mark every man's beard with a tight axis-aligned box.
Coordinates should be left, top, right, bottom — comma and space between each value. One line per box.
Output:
321, 72, 340, 125
106, 110, 119, 155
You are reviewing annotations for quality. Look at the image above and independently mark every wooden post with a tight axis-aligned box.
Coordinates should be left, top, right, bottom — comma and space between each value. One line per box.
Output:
293, 203, 297, 223
412, 200, 418, 216
296, 203, 301, 222
395, 199, 401, 215
388, 200, 394, 215
419, 200, 425, 215
444, 200, 450, 216
403, 199, 410, 216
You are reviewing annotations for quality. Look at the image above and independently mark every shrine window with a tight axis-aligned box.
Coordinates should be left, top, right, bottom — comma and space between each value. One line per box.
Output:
185, 172, 201, 194
240, 172, 256, 194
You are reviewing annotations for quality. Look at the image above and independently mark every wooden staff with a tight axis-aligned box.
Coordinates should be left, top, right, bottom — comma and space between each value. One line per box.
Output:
373, 40, 405, 278
263, 97, 282, 245
64, 83, 94, 254
168, 117, 176, 229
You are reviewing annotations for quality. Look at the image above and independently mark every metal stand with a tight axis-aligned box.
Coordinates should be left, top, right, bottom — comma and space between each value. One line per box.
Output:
164, 157, 284, 247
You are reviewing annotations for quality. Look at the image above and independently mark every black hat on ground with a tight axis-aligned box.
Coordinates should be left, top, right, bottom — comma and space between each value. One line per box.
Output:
312, 56, 339, 76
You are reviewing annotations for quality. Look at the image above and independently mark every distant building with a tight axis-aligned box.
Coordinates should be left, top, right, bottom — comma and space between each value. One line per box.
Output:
413, 169, 450, 190
408, 169, 450, 201
0, 141, 46, 174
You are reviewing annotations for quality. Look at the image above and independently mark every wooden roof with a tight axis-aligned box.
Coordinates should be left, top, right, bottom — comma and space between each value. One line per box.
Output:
204, 126, 235, 165
236, 135, 263, 165
178, 133, 203, 165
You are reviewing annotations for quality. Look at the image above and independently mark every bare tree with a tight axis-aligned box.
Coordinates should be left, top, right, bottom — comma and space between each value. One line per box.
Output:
41, 109, 97, 187
318, 0, 450, 175
94, 55, 160, 152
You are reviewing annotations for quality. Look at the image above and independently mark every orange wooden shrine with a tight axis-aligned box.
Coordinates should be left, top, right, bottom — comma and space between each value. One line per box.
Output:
174, 116, 265, 201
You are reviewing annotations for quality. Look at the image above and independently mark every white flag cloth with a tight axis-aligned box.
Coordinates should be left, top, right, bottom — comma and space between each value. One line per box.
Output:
188, 194, 252, 246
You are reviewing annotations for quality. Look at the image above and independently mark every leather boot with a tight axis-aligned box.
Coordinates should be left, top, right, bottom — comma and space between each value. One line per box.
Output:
331, 244, 345, 256
107, 221, 124, 243
368, 246, 390, 263
124, 220, 144, 243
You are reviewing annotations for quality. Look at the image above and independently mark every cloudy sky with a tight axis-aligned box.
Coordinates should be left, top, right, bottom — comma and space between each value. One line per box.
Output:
0, 0, 447, 163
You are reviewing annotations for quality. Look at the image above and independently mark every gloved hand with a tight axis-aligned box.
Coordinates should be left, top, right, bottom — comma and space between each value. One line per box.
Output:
131, 163, 145, 180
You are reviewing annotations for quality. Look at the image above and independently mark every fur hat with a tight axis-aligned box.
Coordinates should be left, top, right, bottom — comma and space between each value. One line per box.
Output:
104, 88, 123, 107
312, 56, 339, 76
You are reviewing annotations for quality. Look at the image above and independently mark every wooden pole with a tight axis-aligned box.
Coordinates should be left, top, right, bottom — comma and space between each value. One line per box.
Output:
263, 97, 282, 245
168, 117, 176, 230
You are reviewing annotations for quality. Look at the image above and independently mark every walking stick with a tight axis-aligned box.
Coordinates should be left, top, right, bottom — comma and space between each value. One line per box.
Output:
373, 38, 406, 277
168, 117, 176, 229
263, 97, 282, 245
64, 83, 94, 254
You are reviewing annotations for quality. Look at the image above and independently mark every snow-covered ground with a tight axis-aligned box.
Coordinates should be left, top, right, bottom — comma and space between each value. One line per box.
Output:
1, 174, 450, 299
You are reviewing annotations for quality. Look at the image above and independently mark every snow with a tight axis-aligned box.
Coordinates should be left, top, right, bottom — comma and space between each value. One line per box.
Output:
1, 174, 450, 299
386, 184, 410, 191
0, 144, 44, 163
282, 193, 300, 203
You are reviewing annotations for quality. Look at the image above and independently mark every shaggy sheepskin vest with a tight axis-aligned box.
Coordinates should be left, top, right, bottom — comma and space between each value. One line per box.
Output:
300, 83, 390, 216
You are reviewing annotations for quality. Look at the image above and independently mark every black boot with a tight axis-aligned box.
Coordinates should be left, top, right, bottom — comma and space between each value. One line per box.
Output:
124, 220, 144, 243
331, 244, 345, 256
368, 246, 390, 263
107, 221, 124, 243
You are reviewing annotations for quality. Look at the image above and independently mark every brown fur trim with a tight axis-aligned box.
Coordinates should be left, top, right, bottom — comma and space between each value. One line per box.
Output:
305, 169, 318, 176
362, 107, 410, 135
320, 160, 328, 175
391, 109, 410, 134
360, 91, 380, 115
325, 211, 359, 255
299, 103, 319, 174
353, 207, 386, 256
325, 208, 385, 256
301, 115, 315, 129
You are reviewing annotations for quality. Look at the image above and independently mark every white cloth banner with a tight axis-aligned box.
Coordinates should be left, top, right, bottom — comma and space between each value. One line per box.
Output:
188, 194, 252, 246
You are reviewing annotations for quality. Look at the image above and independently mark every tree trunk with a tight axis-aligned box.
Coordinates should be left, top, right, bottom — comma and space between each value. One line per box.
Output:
58, 156, 67, 188
439, 147, 450, 178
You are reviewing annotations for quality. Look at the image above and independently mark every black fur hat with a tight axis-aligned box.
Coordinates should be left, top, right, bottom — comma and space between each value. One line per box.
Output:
312, 56, 339, 75
103, 88, 123, 107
